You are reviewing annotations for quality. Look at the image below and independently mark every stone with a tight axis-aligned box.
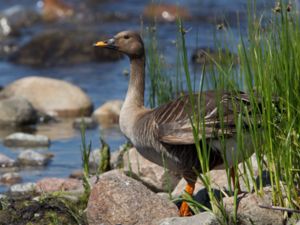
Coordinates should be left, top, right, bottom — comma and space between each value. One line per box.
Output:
9, 30, 122, 67
0, 38, 19, 60
36, 177, 82, 193
9, 182, 36, 193
35, 118, 76, 140
123, 147, 181, 192
0, 5, 40, 37
17, 150, 53, 166
222, 187, 284, 225
41, 0, 74, 22
92, 100, 123, 128
0, 96, 38, 126
72, 117, 97, 130
3, 132, 50, 147
172, 154, 264, 199
0, 172, 22, 185
143, 3, 191, 22
0, 76, 93, 117
158, 212, 220, 225
69, 170, 84, 180
87, 170, 178, 225
191, 48, 237, 65
0, 153, 15, 168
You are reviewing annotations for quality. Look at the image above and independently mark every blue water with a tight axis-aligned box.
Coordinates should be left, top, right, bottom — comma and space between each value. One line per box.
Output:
0, 0, 275, 192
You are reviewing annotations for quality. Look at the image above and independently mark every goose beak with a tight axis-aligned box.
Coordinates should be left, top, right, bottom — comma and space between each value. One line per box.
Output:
94, 38, 117, 50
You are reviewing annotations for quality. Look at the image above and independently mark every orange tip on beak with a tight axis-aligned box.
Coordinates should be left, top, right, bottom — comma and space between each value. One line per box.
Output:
94, 41, 107, 47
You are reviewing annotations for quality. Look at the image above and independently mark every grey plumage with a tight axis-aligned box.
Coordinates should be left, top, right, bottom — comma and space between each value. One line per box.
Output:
95, 30, 260, 184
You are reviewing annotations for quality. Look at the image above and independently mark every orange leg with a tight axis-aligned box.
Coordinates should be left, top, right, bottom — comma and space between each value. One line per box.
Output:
230, 167, 241, 194
179, 182, 195, 216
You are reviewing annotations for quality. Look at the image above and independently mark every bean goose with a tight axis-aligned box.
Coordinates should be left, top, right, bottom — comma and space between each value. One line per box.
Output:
94, 31, 259, 216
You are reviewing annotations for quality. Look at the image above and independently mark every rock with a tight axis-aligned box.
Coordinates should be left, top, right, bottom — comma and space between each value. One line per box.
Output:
123, 147, 180, 192
69, 170, 84, 179
0, 153, 15, 168
172, 177, 204, 197
0, 38, 19, 59
156, 192, 170, 201
87, 170, 178, 225
0, 96, 38, 126
173, 154, 264, 198
9, 182, 36, 193
143, 3, 191, 22
35, 118, 76, 140
41, 0, 74, 22
92, 100, 123, 128
9, 30, 122, 67
158, 212, 220, 225
17, 150, 53, 166
0, 76, 93, 117
36, 177, 82, 193
223, 187, 284, 225
191, 48, 237, 65
72, 117, 97, 129
4, 132, 50, 147
0, 172, 22, 185
0, 5, 40, 37
0, 193, 86, 225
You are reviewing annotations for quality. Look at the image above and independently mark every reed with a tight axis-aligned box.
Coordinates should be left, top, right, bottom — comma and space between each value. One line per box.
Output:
239, 0, 300, 210
145, 1, 300, 223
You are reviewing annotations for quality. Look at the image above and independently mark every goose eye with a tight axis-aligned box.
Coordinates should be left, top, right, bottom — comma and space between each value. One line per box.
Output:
124, 35, 130, 39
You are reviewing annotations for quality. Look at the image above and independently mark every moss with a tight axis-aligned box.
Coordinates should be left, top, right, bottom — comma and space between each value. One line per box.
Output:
0, 193, 88, 225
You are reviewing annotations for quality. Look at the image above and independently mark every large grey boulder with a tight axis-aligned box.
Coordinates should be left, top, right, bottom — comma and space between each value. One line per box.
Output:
8, 29, 122, 67
158, 212, 220, 225
4, 132, 50, 147
0, 153, 15, 167
0, 96, 38, 126
87, 170, 178, 225
72, 117, 97, 130
9, 182, 36, 193
0, 76, 93, 117
123, 147, 181, 192
223, 187, 284, 225
35, 177, 82, 193
0, 172, 22, 185
17, 150, 53, 166
0, 5, 40, 38
92, 100, 123, 128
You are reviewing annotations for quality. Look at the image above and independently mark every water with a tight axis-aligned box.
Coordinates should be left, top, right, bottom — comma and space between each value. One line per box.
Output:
0, 0, 274, 192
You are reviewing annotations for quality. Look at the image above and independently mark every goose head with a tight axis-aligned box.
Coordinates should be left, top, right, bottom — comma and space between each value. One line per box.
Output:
94, 30, 144, 59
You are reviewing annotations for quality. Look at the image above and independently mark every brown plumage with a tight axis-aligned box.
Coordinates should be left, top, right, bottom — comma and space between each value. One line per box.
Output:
94, 31, 259, 216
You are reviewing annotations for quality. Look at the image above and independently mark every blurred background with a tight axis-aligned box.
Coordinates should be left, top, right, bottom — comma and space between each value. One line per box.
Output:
0, 0, 276, 192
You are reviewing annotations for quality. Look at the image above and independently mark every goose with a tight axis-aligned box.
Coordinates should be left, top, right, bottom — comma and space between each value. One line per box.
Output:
94, 31, 259, 216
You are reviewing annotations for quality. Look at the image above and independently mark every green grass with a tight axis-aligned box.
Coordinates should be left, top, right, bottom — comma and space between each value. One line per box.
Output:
239, 0, 300, 209
145, 0, 300, 223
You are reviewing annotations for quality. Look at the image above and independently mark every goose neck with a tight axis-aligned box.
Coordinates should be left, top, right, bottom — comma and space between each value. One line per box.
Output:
124, 56, 145, 108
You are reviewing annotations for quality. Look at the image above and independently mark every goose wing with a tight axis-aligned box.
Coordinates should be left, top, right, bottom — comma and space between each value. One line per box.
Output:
154, 91, 256, 145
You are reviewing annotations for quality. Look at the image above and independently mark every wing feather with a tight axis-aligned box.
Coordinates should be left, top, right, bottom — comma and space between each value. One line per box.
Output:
154, 91, 257, 145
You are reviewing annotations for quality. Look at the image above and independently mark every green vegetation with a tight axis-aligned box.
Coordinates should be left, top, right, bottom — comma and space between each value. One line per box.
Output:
80, 121, 112, 202
145, 0, 300, 224
80, 123, 92, 202
240, 0, 300, 209
0, 194, 87, 225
